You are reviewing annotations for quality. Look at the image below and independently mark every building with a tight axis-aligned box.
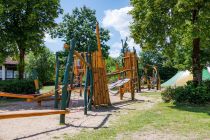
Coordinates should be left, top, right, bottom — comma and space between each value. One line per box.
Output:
0, 58, 18, 80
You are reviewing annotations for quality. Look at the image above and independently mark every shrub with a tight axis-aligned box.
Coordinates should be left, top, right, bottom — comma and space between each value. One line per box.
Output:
161, 80, 210, 104
43, 80, 55, 86
0, 79, 37, 94
161, 87, 175, 102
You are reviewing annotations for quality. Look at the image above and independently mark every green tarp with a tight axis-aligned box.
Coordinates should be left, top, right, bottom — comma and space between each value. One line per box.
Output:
202, 68, 210, 81
161, 71, 185, 87
162, 67, 210, 87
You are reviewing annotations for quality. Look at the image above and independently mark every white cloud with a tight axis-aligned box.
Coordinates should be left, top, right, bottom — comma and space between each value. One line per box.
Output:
44, 33, 64, 53
44, 33, 58, 43
103, 6, 140, 57
109, 42, 122, 58
103, 6, 133, 38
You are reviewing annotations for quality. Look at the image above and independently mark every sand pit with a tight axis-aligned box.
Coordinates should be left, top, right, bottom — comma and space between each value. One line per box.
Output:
0, 92, 157, 140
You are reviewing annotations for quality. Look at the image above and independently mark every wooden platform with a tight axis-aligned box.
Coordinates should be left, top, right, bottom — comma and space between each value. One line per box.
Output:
0, 110, 69, 120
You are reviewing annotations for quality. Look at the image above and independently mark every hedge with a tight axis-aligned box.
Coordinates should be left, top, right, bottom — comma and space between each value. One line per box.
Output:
161, 80, 210, 104
0, 79, 37, 94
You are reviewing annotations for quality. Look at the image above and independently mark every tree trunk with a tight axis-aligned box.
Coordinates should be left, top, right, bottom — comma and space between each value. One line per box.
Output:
192, 9, 202, 84
18, 48, 25, 80
192, 38, 202, 84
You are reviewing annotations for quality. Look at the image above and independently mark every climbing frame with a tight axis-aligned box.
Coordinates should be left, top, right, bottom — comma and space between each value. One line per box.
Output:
119, 51, 139, 100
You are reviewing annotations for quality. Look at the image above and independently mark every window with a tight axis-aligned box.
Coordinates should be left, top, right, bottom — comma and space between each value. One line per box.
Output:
14, 71, 18, 78
6, 70, 13, 78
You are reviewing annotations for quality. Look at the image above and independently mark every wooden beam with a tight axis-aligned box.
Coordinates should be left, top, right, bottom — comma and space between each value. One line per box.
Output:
0, 110, 69, 120
0, 92, 35, 99
106, 69, 132, 76
74, 51, 91, 68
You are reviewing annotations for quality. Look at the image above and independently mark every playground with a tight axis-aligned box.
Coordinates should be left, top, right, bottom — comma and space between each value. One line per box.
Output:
0, 0, 210, 140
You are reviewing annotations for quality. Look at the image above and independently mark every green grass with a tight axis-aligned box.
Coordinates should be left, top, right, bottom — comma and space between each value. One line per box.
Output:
64, 93, 210, 140
139, 92, 160, 97
40, 86, 54, 93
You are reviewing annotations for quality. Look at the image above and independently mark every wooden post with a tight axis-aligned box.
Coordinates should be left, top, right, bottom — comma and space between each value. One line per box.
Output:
60, 39, 75, 124
84, 52, 90, 115
66, 72, 74, 107
34, 79, 39, 94
130, 53, 135, 100
88, 52, 94, 110
54, 52, 60, 109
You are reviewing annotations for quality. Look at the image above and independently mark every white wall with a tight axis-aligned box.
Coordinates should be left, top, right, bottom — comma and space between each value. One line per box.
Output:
2, 65, 6, 80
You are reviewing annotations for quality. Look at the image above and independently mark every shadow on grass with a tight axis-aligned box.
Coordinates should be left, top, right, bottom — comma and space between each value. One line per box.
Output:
168, 103, 210, 116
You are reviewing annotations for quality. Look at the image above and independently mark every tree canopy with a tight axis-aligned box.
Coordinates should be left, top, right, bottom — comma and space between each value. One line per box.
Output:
0, 0, 62, 79
26, 47, 55, 84
130, 0, 210, 83
51, 6, 110, 58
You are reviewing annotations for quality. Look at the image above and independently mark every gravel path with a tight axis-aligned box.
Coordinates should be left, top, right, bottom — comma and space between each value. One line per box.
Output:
0, 92, 158, 140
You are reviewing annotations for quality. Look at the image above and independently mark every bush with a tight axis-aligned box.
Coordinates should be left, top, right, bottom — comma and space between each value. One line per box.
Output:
25, 47, 55, 84
0, 79, 37, 94
161, 80, 210, 104
43, 80, 55, 86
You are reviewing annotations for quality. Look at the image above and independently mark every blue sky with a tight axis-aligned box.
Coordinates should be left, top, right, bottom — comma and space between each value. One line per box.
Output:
44, 0, 140, 57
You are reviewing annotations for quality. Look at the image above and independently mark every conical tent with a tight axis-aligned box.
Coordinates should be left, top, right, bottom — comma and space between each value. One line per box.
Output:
161, 71, 192, 87
203, 67, 210, 81
161, 67, 210, 88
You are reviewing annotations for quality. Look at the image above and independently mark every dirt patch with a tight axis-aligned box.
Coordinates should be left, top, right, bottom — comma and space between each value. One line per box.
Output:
0, 92, 159, 140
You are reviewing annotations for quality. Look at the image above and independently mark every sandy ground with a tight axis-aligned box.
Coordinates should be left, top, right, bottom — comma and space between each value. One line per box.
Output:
0, 91, 159, 140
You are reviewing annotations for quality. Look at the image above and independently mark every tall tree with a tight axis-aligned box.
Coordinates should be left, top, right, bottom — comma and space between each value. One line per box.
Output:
51, 6, 110, 58
25, 47, 55, 84
130, 0, 210, 84
0, 0, 62, 79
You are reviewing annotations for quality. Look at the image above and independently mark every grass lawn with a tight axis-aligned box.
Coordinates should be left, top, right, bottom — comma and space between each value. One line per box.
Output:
40, 85, 54, 93
65, 93, 210, 140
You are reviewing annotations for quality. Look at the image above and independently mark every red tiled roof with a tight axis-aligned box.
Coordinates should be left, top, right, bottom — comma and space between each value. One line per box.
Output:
3, 57, 18, 65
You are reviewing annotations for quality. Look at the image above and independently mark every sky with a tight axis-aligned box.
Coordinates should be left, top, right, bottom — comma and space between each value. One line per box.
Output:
44, 0, 140, 57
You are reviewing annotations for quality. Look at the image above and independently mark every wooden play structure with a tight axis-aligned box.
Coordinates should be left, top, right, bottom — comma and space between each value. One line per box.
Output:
107, 48, 139, 100
54, 23, 111, 123
140, 64, 161, 90
0, 22, 139, 124
0, 22, 110, 123
0, 85, 62, 106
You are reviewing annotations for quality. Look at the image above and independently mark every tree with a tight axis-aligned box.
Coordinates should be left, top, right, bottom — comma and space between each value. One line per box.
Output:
120, 37, 130, 55
130, 0, 210, 84
0, 0, 62, 79
106, 56, 121, 73
139, 50, 177, 82
51, 6, 110, 58
25, 47, 55, 84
